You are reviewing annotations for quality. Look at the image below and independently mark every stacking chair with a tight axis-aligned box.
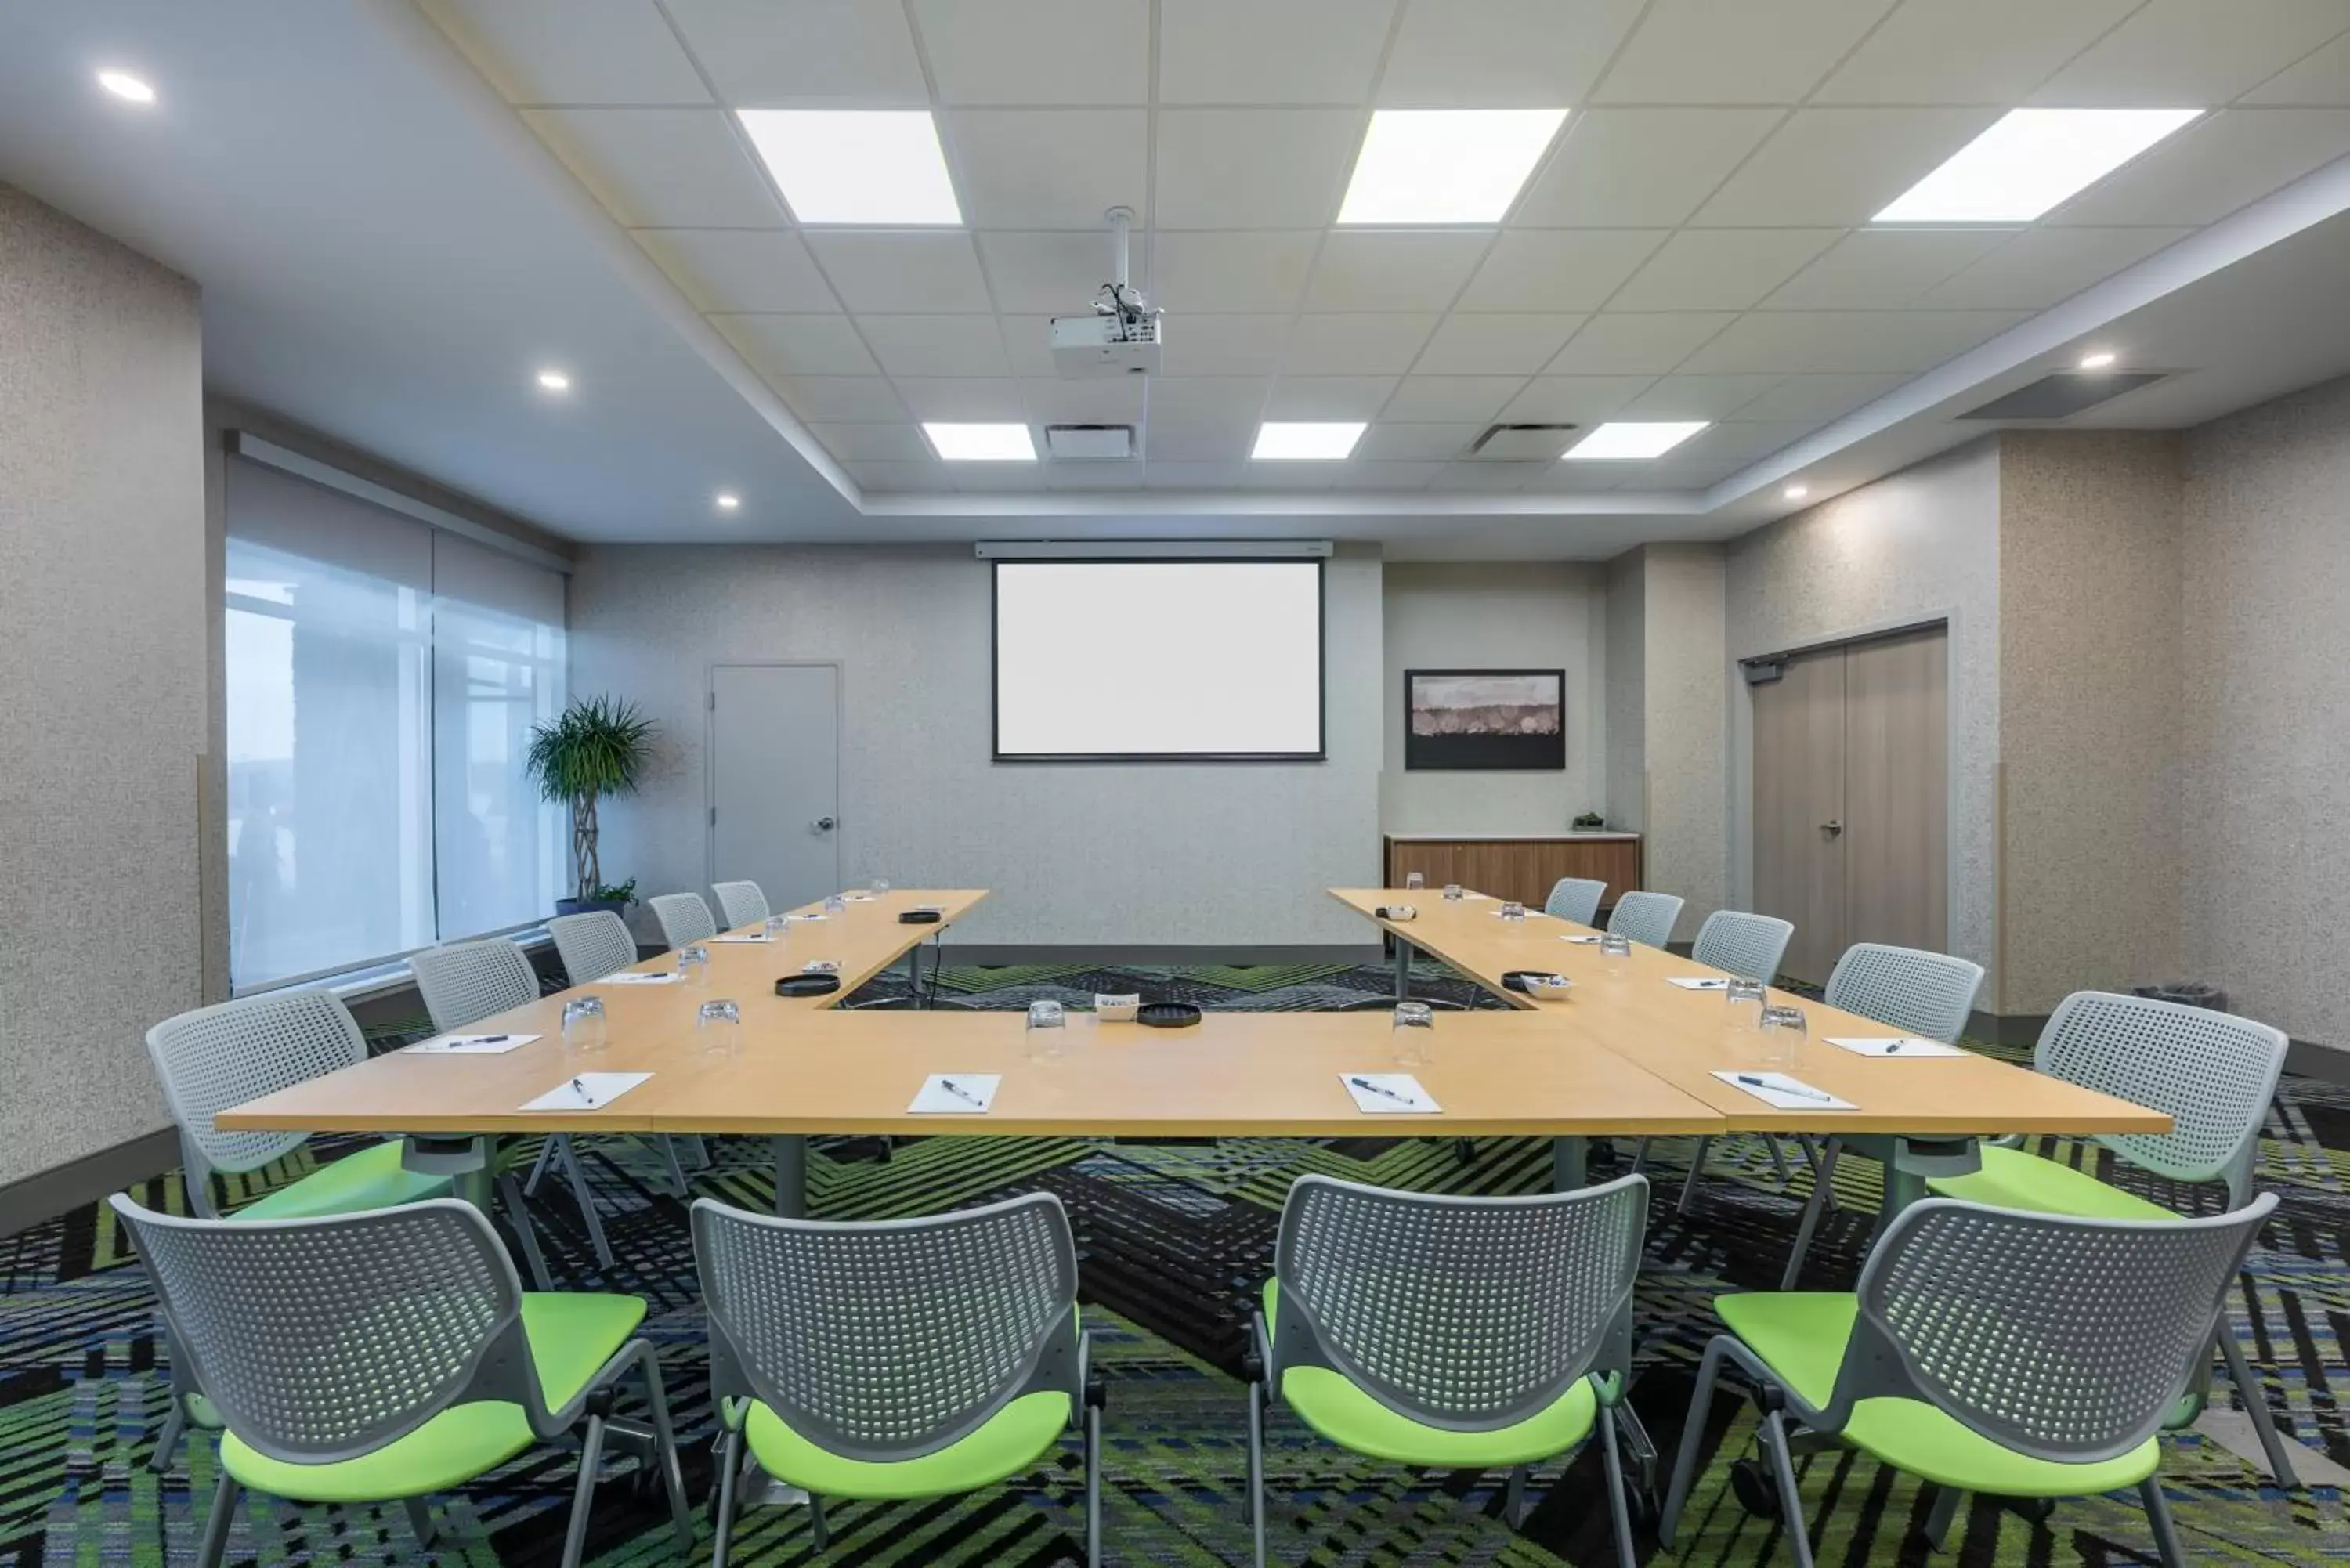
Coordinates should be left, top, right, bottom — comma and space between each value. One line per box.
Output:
1778, 944, 1985, 1288
694, 1192, 1103, 1567
1607, 889, 1684, 948
548, 909, 639, 986
1660, 1194, 2278, 1568
1633, 911, 1798, 1190
113, 1194, 693, 1568
1246, 1173, 1650, 1568
711, 879, 771, 930
1545, 876, 1606, 925
1924, 991, 2299, 1486
649, 891, 718, 948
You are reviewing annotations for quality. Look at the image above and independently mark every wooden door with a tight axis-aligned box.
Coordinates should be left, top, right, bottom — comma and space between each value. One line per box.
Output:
1752, 647, 1848, 983
1842, 627, 1947, 955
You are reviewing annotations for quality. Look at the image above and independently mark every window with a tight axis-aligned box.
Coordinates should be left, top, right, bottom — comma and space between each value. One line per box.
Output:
223, 457, 566, 990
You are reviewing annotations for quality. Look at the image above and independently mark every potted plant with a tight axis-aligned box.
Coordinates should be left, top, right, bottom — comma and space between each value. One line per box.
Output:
526, 695, 656, 917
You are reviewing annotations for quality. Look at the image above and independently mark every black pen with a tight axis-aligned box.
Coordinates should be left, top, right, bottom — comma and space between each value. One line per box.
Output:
570, 1076, 596, 1107
938, 1077, 987, 1107
1349, 1075, 1422, 1108
1736, 1073, 1835, 1103
470, 1035, 510, 1046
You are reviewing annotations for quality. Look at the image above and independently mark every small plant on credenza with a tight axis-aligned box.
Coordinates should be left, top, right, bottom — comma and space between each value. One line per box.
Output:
1574, 811, 1607, 830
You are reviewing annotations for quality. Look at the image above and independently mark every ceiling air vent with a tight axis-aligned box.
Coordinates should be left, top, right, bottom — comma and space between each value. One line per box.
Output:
1958, 372, 2167, 421
1469, 423, 1577, 460
1044, 424, 1137, 460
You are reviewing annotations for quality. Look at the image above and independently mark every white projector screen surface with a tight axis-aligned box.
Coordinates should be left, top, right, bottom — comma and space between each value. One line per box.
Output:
993, 560, 1324, 760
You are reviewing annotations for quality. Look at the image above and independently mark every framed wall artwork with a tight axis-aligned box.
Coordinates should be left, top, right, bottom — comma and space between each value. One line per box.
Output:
1403, 668, 1565, 771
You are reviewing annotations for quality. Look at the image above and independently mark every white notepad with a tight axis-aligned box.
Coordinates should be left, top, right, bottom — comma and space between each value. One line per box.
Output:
1560, 934, 1603, 945
710, 933, 773, 944
1341, 1073, 1441, 1114
1668, 976, 1733, 991
522, 1072, 650, 1112
788, 912, 828, 923
405, 1031, 538, 1055
1712, 1071, 1856, 1111
1823, 1035, 1967, 1058
1490, 909, 1548, 919
908, 1073, 1000, 1114
602, 970, 681, 985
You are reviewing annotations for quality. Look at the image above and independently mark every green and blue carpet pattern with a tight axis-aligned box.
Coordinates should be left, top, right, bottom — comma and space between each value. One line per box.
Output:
3, 961, 2343, 1564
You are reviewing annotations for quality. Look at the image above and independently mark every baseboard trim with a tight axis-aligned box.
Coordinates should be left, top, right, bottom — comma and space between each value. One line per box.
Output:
931, 944, 1385, 966
1969, 1010, 2048, 1048
0, 1126, 179, 1238
2287, 1036, 2349, 1085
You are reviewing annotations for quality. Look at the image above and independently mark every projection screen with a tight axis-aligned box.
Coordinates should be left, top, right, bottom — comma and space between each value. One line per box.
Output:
992, 559, 1325, 761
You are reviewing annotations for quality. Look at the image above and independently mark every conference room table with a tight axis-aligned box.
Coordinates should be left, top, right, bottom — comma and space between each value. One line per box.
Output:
219, 885, 2169, 1227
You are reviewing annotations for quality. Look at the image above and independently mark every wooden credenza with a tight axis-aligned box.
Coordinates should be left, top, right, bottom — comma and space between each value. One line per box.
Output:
1382, 833, 1643, 913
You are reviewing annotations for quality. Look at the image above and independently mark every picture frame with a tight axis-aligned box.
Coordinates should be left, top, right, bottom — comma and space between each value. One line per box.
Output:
1403, 668, 1566, 771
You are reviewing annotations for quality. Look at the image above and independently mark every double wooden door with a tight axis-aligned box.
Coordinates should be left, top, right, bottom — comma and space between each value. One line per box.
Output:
1752, 625, 1947, 984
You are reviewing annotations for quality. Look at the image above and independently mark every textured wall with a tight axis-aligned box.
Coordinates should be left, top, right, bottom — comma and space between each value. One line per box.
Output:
1603, 551, 1647, 832
1640, 545, 1729, 930
1726, 439, 2002, 989
0, 186, 206, 1185
1998, 432, 2183, 1015
569, 544, 1385, 947
2180, 376, 2350, 1049
1379, 562, 1607, 833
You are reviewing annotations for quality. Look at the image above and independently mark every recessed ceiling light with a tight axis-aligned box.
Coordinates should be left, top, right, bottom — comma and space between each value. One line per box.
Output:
1783, 483, 1810, 500
96, 70, 155, 103
924, 423, 1036, 461
535, 369, 571, 393
714, 492, 741, 511
1875, 108, 2200, 223
2078, 350, 2117, 370
1564, 421, 1708, 461
738, 110, 962, 225
1339, 109, 1568, 225
1252, 422, 1368, 461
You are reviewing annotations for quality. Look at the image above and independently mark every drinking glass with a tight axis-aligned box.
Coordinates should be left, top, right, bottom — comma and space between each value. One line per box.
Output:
1442, 883, 1464, 901
870, 877, 891, 896
1726, 977, 1768, 1031
764, 914, 789, 941
1404, 871, 1425, 891
697, 998, 741, 1058
1392, 1000, 1434, 1068
1759, 1004, 1808, 1068
1499, 901, 1528, 922
561, 995, 607, 1053
678, 944, 710, 988
1026, 999, 1067, 1060
1600, 932, 1633, 974
823, 892, 848, 915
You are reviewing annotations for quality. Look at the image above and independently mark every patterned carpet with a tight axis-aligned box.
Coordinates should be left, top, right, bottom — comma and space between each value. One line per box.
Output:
4, 960, 2345, 1566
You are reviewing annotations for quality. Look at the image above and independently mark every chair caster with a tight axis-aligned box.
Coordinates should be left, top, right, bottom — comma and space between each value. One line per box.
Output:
1730, 1458, 1782, 1519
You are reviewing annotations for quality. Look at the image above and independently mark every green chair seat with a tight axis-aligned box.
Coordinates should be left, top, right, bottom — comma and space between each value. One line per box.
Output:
1924, 1144, 2173, 1222
743, 1392, 1070, 1501
1716, 1292, 2160, 1497
222, 1293, 645, 1503
1264, 1281, 1599, 1468
235, 1140, 452, 1221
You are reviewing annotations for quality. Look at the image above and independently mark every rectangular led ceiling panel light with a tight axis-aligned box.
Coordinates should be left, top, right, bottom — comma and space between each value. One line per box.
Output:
1875, 108, 2201, 223
738, 110, 964, 225
1252, 422, 1367, 460
1563, 421, 1708, 460
1339, 109, 1569, 224
924, 423, 1036, 461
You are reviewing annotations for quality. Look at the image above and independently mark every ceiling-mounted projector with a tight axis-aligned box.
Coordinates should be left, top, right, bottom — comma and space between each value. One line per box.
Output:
1051, 206, 1161, 379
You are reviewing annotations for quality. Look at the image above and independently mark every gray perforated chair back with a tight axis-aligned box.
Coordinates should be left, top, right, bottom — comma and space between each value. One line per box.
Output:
649, 892, 718, 949
711, 880, 771, 930
1824, 942, 1983, 1044
410, 938, 538, 1033
2036, 991, 2286, 1207
109, 1194, 550, 1466
548, 910, 637, 985
146, 990, 367, 1187
1825, 1193, 2276, 1465
692, 1192, 1080, 1464
1690, 911, 1795, 984
1606, 891, 1684, 948
1271, 1173, 1647, 1433
1544, 877, 1605, 925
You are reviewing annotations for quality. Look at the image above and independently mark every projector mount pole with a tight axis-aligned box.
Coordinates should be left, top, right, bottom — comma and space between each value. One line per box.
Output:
1096, 206, 1148, 333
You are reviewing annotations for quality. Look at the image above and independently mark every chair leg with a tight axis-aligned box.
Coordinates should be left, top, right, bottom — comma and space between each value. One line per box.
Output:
561, 1414, 607, 1568
1797, 1137, 1838, 1211
1504, 1464, 1527, 1528
1677, 1136, 1713, 1215
1766, 1137, 1793, 1187
1248, 1379, 1267, 1568
1630, 1136, 1651, 1176
196, 1474, 241, 1568
1781, 1138, 1842, 1292
525, 1135, 562, 1197
2139, 1476, 2186, 1568
683, 1133, 711, 1170
148, 1396, 186, 1473
1758, 1410, 1815, 1568
1660, 1337, 1729, 1547
560, 1139, 616, 1270
1922, 1483, 1961, 1551
2214, 1324, 2301, 1488
403, 1496, 439, 1549
498, 1171, 554, 1291
808, 1494, 829, 1551
1599, 1404, 1639, 1568
638, 1347, 696, 1552
656, 1137, 691, 1198
1085, 1403, 1103, 1568
709, 1428, 740, 1568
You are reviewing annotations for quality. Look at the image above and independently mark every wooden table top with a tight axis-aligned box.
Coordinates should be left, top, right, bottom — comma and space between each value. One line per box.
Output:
1329, 888, 2171, 1139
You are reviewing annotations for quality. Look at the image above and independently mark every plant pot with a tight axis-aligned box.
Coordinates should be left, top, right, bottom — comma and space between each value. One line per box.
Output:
555, 896, 629, 919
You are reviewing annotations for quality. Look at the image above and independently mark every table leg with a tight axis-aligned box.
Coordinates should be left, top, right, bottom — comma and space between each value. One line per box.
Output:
403, 1135, 492, 1211
1394, 935, 1413, 1001
1553, 1136, 1588, 1191
905, 944, 922, 1008
1877, 1136, 1979, 1232
772, 1135, 807, 1219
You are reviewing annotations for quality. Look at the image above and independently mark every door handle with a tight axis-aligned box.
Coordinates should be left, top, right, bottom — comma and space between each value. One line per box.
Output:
1821, 819, 1843, 835
813, 816, 836, 831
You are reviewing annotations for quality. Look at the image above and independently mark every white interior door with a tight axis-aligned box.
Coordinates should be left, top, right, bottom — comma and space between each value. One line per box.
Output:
709, 663, 840, 912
